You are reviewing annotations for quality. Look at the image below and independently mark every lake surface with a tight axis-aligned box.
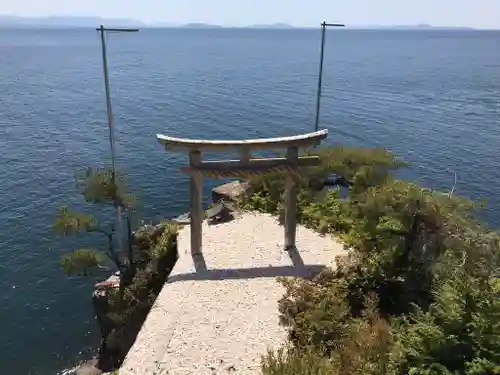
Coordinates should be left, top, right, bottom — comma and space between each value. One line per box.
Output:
0, 27, 499, 374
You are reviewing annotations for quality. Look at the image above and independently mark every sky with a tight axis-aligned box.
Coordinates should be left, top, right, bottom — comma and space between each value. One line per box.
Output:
0, 0, 499, 29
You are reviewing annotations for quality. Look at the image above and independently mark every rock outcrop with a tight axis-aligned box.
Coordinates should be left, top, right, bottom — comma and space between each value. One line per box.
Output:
211, 180, 253, 203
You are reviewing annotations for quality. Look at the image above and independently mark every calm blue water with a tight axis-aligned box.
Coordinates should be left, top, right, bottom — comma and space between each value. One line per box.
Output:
0, 28, 499, 374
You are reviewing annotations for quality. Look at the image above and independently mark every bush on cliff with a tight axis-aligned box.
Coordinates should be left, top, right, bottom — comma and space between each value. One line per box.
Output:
242, 146, 500, 375
102, 221, 179, 366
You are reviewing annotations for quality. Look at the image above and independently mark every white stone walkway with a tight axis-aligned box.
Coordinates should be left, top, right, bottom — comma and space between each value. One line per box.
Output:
120, 213, 346, 375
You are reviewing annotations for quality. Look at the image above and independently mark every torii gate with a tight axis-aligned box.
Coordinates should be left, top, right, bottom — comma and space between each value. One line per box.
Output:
157, 130, 328, 255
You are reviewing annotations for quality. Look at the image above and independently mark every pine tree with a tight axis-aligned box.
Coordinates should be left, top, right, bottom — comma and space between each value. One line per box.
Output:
53, 167, 136, 281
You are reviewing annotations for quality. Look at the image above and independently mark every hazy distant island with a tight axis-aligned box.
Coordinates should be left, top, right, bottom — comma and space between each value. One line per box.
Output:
382, 23, 475, 30
348, 23, 475, 30
181, 22, 224, 29
0, 15, 145, 28
0, 16, 480, 30
0, 16, 295, 29
246, 23, 295, 29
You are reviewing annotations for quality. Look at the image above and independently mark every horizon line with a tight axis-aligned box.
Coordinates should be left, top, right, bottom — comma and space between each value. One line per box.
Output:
0, 15, 498, 30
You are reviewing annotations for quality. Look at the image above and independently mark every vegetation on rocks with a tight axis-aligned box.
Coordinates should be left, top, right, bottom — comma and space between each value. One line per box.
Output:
54, 167, 179, 371
99, 220, 178, 368
241, 146, 500, 375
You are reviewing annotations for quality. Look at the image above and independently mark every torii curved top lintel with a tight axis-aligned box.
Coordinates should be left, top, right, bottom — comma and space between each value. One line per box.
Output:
157, 129, 328, 152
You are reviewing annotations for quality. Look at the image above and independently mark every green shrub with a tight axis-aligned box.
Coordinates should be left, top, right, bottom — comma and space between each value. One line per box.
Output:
262, 347, 335, 375
391, 276, 500, 375
263, 295, 392, 375
277, 275, 351, 354
256, 146, 500, 375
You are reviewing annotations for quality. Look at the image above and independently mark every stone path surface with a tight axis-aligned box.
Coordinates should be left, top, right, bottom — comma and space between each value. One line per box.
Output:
120, 213, 347, 375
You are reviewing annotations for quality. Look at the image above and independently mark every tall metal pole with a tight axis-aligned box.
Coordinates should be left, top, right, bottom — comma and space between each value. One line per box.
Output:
97, 25, 139, 257
98, 25, 117, 176
314, 21, 345, 132
314, 22, 327, 133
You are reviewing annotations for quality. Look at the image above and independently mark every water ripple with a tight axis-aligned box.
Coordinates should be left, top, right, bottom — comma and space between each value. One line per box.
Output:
0, 28, 499, 375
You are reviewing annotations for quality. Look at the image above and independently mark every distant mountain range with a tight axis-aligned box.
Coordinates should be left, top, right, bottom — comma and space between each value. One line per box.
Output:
0, 16, 296, 29
246, 23, 295, 29
0, 16, 479, 30
181, 23, 224, 29
367, 23, 475, 30
0, 15, 145, 28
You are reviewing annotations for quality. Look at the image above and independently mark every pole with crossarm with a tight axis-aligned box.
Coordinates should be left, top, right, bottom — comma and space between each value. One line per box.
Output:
96, 25, 139, 259
314, 21, 345, 132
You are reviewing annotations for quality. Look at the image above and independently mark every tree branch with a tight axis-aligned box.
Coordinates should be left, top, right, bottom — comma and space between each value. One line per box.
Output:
88, 226, 112, 238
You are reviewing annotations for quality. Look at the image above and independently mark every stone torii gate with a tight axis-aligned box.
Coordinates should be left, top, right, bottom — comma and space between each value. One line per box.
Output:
157, 130, 328, 255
